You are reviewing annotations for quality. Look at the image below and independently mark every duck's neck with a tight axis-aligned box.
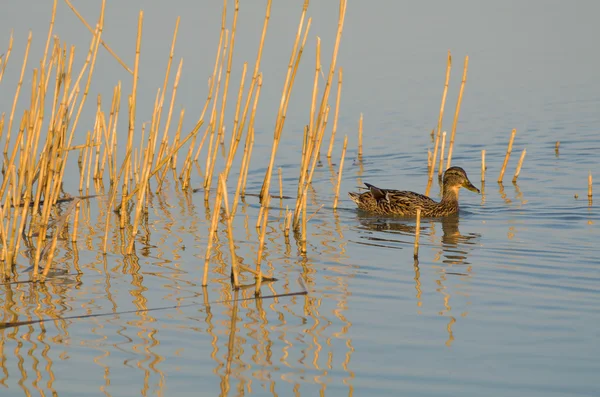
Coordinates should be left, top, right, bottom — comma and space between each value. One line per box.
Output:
440, 185, 460, 204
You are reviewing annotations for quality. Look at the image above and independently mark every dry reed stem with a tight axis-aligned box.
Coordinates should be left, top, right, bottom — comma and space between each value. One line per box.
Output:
258, 0, 304, 202
512, 148, 526, 183
307, 204, 325, 222
555, 141, 560, 156
414, 208, 421, 258
64, 0, 132, 73
219, 174, 240, 288
588, 172, 593, 198
0, 32, 14, 83
327, 67, 343, 158
426, 51, 451, 196
5, 31, 32, 156
256, 195, 270, 275
446, 55, 468, 169
498, 128, 517, 183
224, 63, 248, 178
283, 207, 292, 237
119, 11, 143, 227
438, 131, 446, 177
202, 179, 224, 286
155, 19, 181, 172
204, 28, 229, 198
481, 149, 486, 182
358, 113, 363, 157
218, 0, 240, 145
278, 167, 283, 199
309, 37, 321, 146
333, 135, 348, 209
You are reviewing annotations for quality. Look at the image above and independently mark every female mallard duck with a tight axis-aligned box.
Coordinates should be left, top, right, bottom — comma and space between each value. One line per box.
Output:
348, 166, 480, 217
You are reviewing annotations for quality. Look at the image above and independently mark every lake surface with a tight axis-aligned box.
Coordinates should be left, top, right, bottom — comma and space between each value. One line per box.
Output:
1, 1, 599, 396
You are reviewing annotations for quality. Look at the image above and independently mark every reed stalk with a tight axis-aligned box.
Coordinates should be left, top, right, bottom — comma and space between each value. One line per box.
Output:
4, 31, 32, 157
512, 148, 526, 183
414, 209, 421, 259
202, 178, 224, 286
446, 55, 468, 169
219, 174, 239, 288
426, 51, 451, 196
498, 128, 517, 183
481, 149, 486, 183
358, 113, 363, 157
256, 194, 270, 275
438, 131, 446, 177
278, 167, 283, 199
588, 172, 593, 198
555, 141, 560, 156
333, 135, 348, 209
0, 32, 13, 83
327, 67, 343, 158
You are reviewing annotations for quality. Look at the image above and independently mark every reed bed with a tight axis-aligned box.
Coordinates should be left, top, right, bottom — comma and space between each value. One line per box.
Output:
0, 0, 356, 289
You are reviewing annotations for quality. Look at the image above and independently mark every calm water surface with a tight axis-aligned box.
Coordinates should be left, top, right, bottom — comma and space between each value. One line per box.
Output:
1, 1, 599, 396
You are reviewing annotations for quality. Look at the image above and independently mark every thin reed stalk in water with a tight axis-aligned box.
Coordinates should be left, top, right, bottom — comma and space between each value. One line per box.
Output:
555, 141, 560, 156
256, 194, 270, 275
481, 149, 486, 183
219, 174, 239, 288
202, 180, 224, 286
446, 55, 468, 169
333, 135, 348, 209
512, 148, 526, 183
278, 167, 283, 199
589, 171, 593, 198
414, 209, 421, 259
283, 208, 292, 238
498, 128, 517, 183
426, 51, 451, 196
358, 112, 363, 158
438, 131, 446, 177
327, 67, 343, 158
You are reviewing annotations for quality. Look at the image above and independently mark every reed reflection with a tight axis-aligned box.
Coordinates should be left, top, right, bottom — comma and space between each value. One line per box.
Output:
359, 213, 478, 346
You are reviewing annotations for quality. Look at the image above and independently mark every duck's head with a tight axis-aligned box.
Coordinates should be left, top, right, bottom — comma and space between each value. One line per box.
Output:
443, 166, 480, 194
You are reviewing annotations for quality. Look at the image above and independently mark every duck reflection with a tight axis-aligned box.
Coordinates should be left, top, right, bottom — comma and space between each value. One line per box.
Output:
355, 213, 480, 265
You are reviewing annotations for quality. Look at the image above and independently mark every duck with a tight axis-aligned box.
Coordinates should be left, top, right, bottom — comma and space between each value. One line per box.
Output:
348, 166, 480, 217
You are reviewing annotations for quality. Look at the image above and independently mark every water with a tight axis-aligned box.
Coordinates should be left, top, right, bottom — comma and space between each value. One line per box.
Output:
1, 1, 599, 396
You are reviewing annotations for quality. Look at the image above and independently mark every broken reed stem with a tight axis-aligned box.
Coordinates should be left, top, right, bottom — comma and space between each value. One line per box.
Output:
588, 171, 593, 198
414, 208, 421, 258
481, 149, 486, 183
498, 128, 517, 183
438, 131, 446, 177
555, 141, 560, 156
512, 148, 526, 183
333, 135, 348, 209
358, 113, 363, 158
327, 67, 343, 158
219, 174, 239, 288
202, 180, 224, 286
426, 51, 451, 196
446, 55, 468, 169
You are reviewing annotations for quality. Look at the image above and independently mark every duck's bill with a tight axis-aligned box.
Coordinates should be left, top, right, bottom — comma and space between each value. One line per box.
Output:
464, 181, 480, 194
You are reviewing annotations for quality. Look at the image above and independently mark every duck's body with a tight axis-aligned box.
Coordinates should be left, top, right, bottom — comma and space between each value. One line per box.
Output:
348, 166, 479, 217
